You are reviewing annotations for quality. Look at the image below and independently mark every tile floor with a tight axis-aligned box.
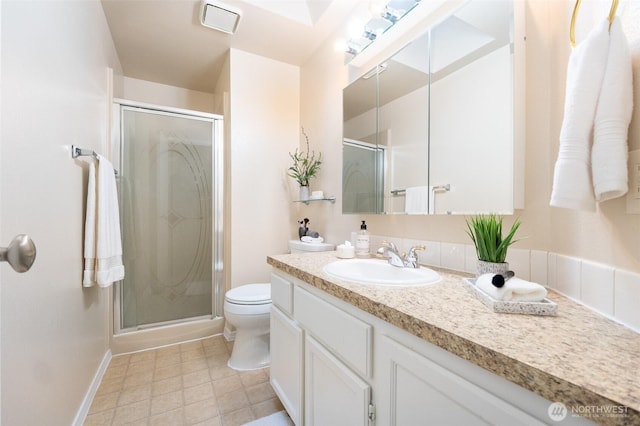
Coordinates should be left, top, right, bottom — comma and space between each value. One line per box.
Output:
84, 335, 285, 425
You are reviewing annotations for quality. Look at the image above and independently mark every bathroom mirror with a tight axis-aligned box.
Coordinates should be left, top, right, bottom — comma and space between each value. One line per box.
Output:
343, 64, 385, 214
342, 0, 524, 215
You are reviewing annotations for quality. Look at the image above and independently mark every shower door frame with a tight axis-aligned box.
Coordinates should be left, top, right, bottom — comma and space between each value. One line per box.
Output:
111, 99, 225, 336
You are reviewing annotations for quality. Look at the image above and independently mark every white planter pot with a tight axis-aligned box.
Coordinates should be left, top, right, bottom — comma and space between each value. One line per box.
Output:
299, 186, 310, 201
476, 260, 509, 276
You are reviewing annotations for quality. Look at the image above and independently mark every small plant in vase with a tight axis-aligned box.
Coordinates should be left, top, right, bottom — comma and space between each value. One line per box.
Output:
287, 127, 322, 200
465, 214, 521, 276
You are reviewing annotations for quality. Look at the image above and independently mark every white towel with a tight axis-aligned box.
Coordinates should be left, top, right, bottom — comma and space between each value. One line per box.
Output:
592, 18, 633, 202
476, 274, 547, 302
301, 236, 324, 244
550, 20, 610, 212
405, 186, 429, 214
83, 156, 125, 288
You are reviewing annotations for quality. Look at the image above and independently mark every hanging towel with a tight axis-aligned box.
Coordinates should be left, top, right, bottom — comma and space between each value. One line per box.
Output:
83, 156, 125, 288
550, 20, 610, 212
405, 186, 429, 214
592, 18, 634, 202
476, 274, 548, 302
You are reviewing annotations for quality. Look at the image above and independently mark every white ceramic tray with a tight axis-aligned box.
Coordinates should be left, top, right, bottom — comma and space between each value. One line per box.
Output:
462, 278, 558, 316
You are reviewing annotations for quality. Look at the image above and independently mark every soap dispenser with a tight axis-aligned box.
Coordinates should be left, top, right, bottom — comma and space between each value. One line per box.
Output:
355, 220, 370, 257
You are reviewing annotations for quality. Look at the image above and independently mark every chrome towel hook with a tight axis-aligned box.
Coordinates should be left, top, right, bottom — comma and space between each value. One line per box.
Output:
0, 234, 37, 273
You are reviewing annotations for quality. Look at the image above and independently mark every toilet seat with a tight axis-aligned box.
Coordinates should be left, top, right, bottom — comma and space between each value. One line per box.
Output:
225, 283, 271, 305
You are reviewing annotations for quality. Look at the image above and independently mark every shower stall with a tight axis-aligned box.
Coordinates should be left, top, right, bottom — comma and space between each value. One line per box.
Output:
342, 138, 385, 214
111, 100, 225, 353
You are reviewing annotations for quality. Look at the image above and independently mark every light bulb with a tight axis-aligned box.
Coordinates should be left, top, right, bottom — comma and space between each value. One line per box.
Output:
347, 18, 366, 40
334, 39, 348, 53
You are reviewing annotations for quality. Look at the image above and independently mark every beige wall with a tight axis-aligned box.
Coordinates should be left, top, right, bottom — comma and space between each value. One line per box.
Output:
300, 0, 640, 274
229, 49, 300, 288
0, 1, 122, 424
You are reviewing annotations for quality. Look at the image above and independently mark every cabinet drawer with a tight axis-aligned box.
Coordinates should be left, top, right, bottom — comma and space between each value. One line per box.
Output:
271, 273, 293, 314
294, 286, 372, 378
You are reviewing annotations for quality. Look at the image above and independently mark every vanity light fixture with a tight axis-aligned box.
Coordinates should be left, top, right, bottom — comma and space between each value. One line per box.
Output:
200, 0, 242, 34
343, 0, 421, 60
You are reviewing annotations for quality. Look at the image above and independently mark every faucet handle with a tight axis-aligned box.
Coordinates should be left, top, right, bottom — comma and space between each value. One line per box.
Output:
407, 245, 426, 258
381, 240, 398, 252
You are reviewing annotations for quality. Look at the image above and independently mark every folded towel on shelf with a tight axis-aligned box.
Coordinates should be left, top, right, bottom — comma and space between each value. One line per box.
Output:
301, 236, 324, 244
592, 18, 634, 202
405, 186, 429, 214
83, 156, 125, 288
476, 273, 548, 302
550, 19, 610, 212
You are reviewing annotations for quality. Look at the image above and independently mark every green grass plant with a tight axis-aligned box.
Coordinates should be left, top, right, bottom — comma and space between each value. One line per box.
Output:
287, 127, 322, 187
466, 214, 521, 263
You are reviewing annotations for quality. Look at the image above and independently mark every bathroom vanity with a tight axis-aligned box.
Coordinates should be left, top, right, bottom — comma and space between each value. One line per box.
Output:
268, 252, 640, 426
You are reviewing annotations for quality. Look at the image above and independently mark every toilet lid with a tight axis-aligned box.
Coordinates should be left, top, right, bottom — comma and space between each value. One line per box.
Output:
225, 283, 271, 305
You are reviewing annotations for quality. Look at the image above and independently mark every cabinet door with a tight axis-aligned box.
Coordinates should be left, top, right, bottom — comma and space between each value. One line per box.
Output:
378, 335, 545, 426
305, 336, 371, 426
270, 306, 304, 426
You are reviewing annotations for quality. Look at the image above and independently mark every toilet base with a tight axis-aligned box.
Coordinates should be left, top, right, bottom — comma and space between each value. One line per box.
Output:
228, 331, 270, 371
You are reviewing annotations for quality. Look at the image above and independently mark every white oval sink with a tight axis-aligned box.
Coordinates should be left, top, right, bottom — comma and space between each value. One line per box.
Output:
323, 259, 441, 286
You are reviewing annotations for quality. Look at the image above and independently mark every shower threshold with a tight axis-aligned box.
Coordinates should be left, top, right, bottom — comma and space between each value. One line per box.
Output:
124, 314, 215, 332
111, 315, 225, 355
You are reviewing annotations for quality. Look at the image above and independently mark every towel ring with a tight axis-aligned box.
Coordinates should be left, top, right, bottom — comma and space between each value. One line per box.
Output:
570, 0, 619, 47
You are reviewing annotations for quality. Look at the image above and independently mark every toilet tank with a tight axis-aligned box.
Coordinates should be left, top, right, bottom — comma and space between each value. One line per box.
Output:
289, 240, 335, 253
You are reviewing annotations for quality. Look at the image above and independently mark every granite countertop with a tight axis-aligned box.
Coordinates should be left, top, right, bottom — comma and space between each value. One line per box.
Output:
267, 251, 640, 426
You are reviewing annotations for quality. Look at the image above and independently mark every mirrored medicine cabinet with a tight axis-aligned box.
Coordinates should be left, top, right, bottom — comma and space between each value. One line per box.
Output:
342, 0, 524, 215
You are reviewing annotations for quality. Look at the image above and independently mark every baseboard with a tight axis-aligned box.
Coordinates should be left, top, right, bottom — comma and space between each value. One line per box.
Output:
72, 349, 112, 426
224, 324, 236, 341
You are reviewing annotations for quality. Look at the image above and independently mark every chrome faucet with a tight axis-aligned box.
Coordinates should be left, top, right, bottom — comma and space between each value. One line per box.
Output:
377, 241, 425, 268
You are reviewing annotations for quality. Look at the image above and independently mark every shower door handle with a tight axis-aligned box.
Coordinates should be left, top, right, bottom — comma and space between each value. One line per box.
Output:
0, 234, 37, 273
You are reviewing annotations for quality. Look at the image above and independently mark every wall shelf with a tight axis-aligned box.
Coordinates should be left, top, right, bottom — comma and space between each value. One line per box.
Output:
294, 196, 336, 205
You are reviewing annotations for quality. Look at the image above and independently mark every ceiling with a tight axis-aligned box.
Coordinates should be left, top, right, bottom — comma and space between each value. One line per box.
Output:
100, 0, 361, 93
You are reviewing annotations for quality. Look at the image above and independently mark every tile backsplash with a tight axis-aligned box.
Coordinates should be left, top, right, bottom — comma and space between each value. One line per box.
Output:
369, 235, 640, 333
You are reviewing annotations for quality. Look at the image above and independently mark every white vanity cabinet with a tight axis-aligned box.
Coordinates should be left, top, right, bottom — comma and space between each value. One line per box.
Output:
270, 270, 587, 426
270, 272, 373, 426
270, 306, 303, 425
375, 334, 547, 425
304, 335, 371, 426
270, 273, 304, 426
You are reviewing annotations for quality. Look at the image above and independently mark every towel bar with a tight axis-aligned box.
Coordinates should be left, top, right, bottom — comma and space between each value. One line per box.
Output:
71, 145, 118, 175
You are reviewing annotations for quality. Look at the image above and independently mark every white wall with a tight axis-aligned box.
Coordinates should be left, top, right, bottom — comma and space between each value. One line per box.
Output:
300, 0, 640, 273
0, 1, 122, 424
229, 49, 300, 288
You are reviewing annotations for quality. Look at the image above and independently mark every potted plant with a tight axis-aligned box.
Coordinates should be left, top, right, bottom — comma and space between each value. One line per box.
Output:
287, 127, 322, 200
465, 214, 521, 276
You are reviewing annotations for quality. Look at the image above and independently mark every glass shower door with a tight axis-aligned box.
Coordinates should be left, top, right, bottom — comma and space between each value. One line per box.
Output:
342, 139, 385, 214
119, 106, 215, 329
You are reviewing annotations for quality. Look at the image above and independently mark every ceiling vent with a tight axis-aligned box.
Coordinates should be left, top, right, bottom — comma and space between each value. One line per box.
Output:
200, 0, 242, 34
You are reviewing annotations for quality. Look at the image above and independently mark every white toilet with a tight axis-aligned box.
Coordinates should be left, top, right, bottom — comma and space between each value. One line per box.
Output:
224, 240, 335, 371
224, 283, 272, 370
